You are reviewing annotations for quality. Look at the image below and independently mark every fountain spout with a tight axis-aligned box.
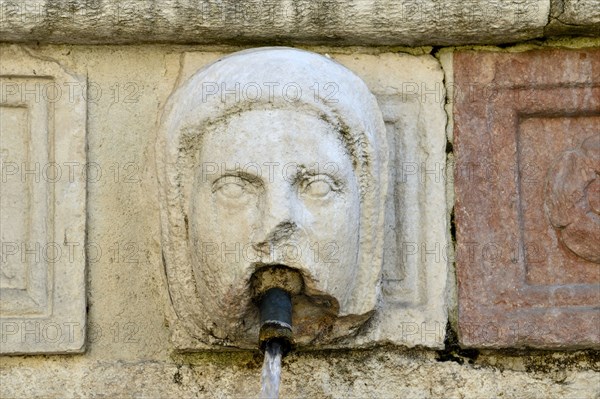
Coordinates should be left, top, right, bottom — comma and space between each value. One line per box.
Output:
258, 288, 293, 355
251, 265, 303, 356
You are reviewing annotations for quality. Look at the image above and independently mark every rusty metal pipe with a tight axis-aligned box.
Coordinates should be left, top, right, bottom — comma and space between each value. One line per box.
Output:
258, 287, 293, 355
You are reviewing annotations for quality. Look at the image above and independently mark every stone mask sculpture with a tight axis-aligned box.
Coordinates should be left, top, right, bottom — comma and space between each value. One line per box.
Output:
158, 47, 388, 349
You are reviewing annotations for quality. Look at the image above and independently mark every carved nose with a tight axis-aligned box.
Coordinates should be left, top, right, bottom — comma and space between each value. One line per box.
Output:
252, 221, 297, 255
253, 188, 299, 253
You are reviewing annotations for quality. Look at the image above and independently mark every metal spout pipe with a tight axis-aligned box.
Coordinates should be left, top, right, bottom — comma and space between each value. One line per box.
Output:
258, 287, 293, 355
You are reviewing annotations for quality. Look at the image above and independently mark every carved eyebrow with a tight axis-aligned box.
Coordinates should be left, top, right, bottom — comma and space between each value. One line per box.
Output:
211, 170, 263, 189
290, 166, 345, 190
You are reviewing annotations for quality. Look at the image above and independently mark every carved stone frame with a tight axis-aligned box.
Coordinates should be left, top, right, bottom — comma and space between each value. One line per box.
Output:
0, 46, 87, 354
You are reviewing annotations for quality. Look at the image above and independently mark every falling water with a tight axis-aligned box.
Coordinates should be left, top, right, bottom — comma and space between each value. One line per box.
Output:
260, 341, 283, 399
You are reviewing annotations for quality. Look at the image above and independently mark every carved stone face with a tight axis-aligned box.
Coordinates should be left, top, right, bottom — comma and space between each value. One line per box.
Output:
189, 109, 361, 340
159, 47, 387, 349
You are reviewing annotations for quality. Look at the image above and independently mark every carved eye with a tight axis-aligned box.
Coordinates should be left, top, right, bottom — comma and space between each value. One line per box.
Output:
219, 181, 245, 199
300, 175, 337, 198
213, 176, 257, 201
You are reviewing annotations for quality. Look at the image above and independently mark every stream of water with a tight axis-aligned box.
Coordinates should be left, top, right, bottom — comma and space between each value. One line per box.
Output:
260, 341, 283, 399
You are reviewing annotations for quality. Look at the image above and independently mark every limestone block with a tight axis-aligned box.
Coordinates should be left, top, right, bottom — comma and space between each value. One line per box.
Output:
454, 48, 600, 348
0, 0, 550, 46
0, 45, 87, 354
160, 49, 448, 351
546, 0, 600, 36
1, 350, 599, 398
332, 53, 449, 349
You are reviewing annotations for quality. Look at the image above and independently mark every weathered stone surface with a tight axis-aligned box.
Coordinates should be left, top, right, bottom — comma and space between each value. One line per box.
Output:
544, 133, 600, 266
333, 53, 449, 349
454, 48, 600, 348
0, 44, 447, 358
546, 0, 600, 36
0, 0, 551, 46
162, 49, 448, 350
0, 42, 597, 399
1, 348, 599, 398
0, 46, 87, 353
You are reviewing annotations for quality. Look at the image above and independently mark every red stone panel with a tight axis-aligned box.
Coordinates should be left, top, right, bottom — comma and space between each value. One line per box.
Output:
454, 49, 600, 348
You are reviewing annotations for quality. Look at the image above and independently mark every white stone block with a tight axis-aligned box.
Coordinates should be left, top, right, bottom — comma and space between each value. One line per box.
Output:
0, 46, 87, 354
332, 53, 449, 348
546, 0, 600, 35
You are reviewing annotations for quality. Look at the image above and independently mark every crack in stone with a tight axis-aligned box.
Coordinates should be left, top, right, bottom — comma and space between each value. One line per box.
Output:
544, 0, 592, 32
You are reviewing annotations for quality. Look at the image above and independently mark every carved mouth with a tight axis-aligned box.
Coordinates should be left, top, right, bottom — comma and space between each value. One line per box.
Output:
249, 263, 304, 299
248, 262, 356, 347
249, 263, 340, 315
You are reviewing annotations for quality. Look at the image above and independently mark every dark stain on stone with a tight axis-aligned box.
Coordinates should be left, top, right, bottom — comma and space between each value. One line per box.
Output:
436, 323, 479, 365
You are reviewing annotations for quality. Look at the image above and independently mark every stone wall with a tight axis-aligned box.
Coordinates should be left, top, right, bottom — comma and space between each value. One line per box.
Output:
1, 0, 599, 45
0, 2, 599, 397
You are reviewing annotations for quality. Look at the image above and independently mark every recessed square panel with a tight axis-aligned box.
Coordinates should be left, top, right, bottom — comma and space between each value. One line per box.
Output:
518, 115, 600, 286
0, 95, 50, 317
1, 105, 29, 291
